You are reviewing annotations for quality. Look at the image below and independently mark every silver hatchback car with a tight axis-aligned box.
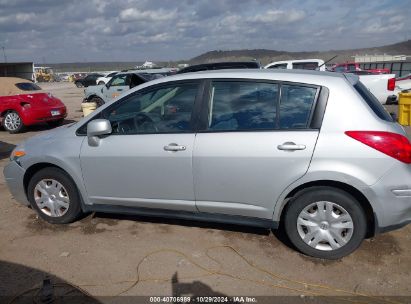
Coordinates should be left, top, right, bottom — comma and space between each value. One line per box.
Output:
4, 70, 411, 259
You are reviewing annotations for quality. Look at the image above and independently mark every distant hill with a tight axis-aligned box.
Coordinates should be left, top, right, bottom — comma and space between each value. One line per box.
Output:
189, 40, 411, 65
44, 40, 411, 72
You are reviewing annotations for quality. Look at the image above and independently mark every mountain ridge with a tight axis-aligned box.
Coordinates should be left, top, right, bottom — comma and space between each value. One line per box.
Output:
189, 40, 411, 65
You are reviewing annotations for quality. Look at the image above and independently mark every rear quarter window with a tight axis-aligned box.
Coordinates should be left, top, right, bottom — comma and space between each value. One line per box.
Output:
354, 82, 393, 122
279, 85, 318, 129
15, 83, 41, 91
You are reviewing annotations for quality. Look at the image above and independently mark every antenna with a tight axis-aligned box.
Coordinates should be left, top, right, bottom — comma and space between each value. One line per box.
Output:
317, 55, 338, 70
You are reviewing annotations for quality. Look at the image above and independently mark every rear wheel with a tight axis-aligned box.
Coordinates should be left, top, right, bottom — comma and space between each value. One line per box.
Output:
27, 167, 83, 224
284, 187, 366, 259
98, 81, 105, 85
3, 111, 24, 133
75, 82, 83, 88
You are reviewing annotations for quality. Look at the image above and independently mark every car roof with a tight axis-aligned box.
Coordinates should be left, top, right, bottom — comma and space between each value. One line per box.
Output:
177, 61, 261, 74
0, 77, 38, 96
137, 69, 347, 88
121, 68, 174, 74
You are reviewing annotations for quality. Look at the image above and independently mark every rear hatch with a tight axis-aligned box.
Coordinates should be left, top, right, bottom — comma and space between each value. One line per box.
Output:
23, 92, 63, 107
345, 74, 411, 164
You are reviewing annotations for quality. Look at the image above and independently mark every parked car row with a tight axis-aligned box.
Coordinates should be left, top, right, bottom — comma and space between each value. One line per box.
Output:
74, 73, 106, 88
82, 69, 176, 106
5, 69, 411, 260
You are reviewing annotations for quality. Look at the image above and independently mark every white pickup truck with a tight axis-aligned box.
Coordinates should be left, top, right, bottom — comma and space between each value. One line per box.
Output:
358, 74, 397, 104
264, 59, 396, 104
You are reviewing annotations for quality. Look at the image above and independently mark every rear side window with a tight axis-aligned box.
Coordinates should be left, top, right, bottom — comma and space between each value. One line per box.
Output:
292, 62, 319, 70
268, 64, 287, 69
208, 81, 278, 131
354, 82, 393, 122
206, 81, 319, 131
280, 85, 317, 129
15, 82, 41, 91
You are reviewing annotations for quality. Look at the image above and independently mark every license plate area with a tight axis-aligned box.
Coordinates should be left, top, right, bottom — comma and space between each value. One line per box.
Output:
51, 110, 60, 116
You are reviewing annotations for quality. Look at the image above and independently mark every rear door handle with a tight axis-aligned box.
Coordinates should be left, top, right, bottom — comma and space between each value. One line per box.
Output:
117, 89, 123, 92
277, 142, 306, 151
164, 143, 186, 152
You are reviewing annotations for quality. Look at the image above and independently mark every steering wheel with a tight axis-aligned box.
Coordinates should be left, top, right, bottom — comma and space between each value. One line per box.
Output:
134, 112, 159, 133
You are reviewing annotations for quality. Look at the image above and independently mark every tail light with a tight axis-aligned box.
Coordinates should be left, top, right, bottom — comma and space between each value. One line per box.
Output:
387, 78, 395, 91
345, 131, 411, 164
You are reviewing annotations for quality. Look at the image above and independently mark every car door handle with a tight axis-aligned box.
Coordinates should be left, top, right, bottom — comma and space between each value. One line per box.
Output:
164, 143, 186, 152
277, 142, 306, 151
117, 89, 123, 91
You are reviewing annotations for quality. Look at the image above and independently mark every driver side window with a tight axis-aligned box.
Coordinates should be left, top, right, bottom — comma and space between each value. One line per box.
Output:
104, 82, 199, 135
108, 75, 127, 87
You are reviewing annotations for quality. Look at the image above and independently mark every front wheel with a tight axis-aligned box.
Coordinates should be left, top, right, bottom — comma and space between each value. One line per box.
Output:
3, 111, 24, 133
98, 81, 105, 85
75, 82, 83, 88
89, 96, 105, 107
284, 187, 366, 259
27, 167, 83, 224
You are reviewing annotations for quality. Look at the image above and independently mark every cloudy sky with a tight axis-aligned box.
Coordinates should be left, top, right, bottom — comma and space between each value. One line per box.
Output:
0, 0, 410, 63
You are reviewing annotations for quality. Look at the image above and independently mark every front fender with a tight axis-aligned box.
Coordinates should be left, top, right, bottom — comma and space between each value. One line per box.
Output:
20, 135, 90, 209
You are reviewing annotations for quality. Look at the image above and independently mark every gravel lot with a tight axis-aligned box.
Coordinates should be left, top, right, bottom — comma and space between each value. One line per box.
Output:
1, 82, 410, 302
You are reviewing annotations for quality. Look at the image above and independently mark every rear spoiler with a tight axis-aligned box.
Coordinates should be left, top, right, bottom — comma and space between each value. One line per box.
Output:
343, 73, 360, 85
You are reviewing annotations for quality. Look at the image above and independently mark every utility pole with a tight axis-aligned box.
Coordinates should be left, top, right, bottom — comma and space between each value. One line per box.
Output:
2, 46, 7, 63
1, 46, 7, 76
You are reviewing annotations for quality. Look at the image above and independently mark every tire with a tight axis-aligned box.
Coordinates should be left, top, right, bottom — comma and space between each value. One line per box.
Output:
75, 82, 83, 88
89, 96, 105, 108
47, 118, 64, 128
27, 167, 83, 224
98, 81, 105, 85
3, 111, 24, 133
284, 186, 366, 259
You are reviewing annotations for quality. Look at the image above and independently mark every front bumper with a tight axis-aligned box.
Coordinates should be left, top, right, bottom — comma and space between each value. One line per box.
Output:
364, 163, 411, 233
3, 161, 29, 206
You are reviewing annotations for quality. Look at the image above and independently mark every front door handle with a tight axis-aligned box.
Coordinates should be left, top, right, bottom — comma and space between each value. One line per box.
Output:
117, 89, 123, 92
164, 143, 186, 152
277, 142, 306, 151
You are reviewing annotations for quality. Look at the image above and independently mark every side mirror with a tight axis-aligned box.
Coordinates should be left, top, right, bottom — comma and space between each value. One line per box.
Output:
87, 119, 112, 147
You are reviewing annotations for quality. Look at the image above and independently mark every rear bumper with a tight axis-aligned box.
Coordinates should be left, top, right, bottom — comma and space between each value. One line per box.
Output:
21, 106, 67, 126
3, 161, 29, 206
365, 163, 411, 233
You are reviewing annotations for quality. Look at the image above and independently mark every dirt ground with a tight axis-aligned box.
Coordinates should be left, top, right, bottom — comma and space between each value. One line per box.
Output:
0, 82, 410, 302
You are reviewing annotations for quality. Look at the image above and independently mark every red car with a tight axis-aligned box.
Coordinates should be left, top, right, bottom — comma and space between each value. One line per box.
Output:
332, 62, 390, 74
0, 77, 67, 133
